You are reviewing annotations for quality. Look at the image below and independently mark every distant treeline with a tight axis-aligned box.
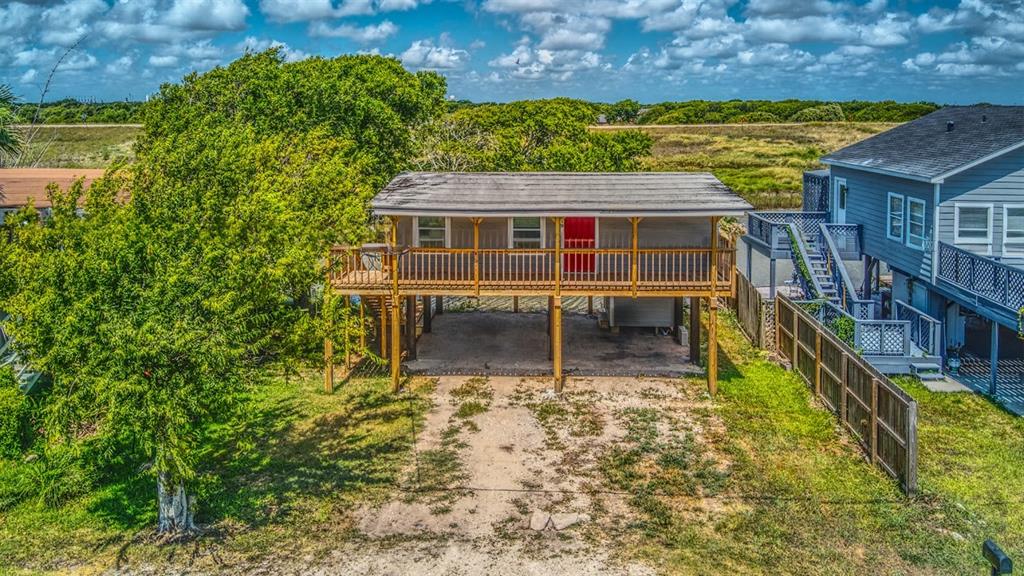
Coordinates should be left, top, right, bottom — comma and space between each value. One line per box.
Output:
13, 99, 144, 124
449, 98, 940, 125
17, 97, 937, 126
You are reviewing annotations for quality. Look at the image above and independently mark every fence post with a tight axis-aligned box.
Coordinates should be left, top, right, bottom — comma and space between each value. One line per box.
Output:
906, 401, 918, 495
792, 305, 799, 369
870, 378, 879, 465
775, 297, 782, 357
840, 354, 848, 428
814, 330, 822, 397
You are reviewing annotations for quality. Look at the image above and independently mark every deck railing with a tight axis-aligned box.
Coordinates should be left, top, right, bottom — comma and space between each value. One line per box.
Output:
894, 300, 942, 357
746, 211, 827, 252
801, 300, 910, 357
818, 223, 874, 320
329, 244, 734, 296
937, 242, 1024, 312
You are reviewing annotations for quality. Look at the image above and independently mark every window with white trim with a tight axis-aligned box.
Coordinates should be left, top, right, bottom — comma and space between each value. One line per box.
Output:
415, 216, 447, 247
906, 197, 926, 250
1004, 204, 1024, 254
509, 217, 543, 249
886, 193, 904, 241
954, 203, 992, 246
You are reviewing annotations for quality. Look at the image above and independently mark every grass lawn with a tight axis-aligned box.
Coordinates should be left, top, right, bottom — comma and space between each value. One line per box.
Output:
622, 309, 1023, 574
597, 122, 895, 208
12, 125, 141, 168
0, 313, 1021, 574
0, 371, 436, 574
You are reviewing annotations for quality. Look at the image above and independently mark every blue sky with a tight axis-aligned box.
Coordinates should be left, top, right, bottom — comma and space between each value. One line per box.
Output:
2, 0, 1022, 104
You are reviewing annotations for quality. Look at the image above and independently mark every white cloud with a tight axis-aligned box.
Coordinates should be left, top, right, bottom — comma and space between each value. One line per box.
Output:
310, 20, 398, 42
105, 55, 135, 75
149, 54, 180, 68
401, 35, 469, 70
260, 0, 427, 22
166, 0, 250, 31
39, 0, 108, 46
19, 69, 38, 85
237, 37, 311, 62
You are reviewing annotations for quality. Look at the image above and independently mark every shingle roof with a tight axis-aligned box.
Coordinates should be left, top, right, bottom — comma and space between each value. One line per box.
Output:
0, 168, 107, 208
372, 172, 753, 217
821, 105, 1024, 182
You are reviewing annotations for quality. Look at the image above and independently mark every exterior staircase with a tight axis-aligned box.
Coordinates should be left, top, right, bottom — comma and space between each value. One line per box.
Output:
801, 234, 840, 304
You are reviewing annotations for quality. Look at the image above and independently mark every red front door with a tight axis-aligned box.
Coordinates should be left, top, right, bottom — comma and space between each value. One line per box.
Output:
563, 217, 596, 273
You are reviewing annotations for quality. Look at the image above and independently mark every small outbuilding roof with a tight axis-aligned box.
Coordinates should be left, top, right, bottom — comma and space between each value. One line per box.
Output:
821, 105, 1024, 183
371, 172, 753, 217
0, 168, 106, 208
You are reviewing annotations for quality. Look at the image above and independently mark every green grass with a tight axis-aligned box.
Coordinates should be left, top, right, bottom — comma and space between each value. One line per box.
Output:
600, 122, 895, 209
12, 125, 140, 168
0, 371, 434, 574
612, 309, 1024, 574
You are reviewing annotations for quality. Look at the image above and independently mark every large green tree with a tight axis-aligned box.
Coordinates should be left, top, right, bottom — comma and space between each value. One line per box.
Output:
0, 84, 22, 165
0, 51, 446, 533
415, 98, 652, 172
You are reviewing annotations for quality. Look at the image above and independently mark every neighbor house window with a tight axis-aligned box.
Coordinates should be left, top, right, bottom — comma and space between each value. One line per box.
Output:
509, 217, 544, 249
886, 193, 904, 241
1004, 205, 1024, 254
906, 198, 927, 250
954, 203, 993, 247
415, 216, 448, 247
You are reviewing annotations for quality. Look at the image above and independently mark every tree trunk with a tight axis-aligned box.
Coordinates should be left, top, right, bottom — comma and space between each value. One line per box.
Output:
157, 471, 196, 534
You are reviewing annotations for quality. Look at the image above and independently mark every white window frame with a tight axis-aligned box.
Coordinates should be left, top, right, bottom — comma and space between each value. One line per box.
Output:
413, 216, 450, 248
905, 197, 927, 250
507, 217, 546, 249
1003, 204, 1024, 255
953, 202, 993, 252
886, 192, 905, 242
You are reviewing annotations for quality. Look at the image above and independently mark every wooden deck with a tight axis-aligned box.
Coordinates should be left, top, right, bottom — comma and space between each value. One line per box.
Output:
329, 246, 735, 297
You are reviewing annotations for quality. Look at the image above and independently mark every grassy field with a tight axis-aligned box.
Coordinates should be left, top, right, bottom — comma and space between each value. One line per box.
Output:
1, 312, 1020, 574
598, 122, 895, 208
11, 125, 140, 168
11, 123, 890, 209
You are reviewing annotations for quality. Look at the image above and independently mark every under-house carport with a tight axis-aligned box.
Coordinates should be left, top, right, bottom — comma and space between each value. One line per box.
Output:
403, 297, 702, 379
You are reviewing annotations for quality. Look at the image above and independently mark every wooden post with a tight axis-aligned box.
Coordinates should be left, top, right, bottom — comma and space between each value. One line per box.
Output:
869, 378, 879, 464
423, 295, 432, 333
689, 296, 701, 366
553, 296, 563, 392
630, 217, 640, 297
513, 296, 519, 313
324, 270, 335, 394
547, 296, 554, 360
344, 295, 352, 371
588, 296, 594, 315
707, 217, 719, 396
769, 258, 777, 300
359, 297, 366, 350
435, 295, 443, 314
862, 255, 873, 299
775, 297, 782, 357
553, 218, 563, 297
839, 353, 849, 426
990, 320, 999, 396
405, 295, 417, 361
814, 330, 822, 397
472, 218, 481, 297
390, 299, 402, 391
379, 297, 388, 358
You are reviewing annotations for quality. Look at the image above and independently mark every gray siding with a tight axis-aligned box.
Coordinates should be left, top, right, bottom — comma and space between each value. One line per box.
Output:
831, 166, 936, 279
938, 146, 1024, 267
396, 216, 711, 249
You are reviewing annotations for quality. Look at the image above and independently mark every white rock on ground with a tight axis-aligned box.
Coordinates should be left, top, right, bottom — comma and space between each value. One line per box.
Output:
530, 511, 552, 531
551, 513, 590, 531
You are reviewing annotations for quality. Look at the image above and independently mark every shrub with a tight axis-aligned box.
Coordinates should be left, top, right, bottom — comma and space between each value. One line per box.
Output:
0, 367, 31, 460
733, 111, 780, 123
788, 104, 846, 122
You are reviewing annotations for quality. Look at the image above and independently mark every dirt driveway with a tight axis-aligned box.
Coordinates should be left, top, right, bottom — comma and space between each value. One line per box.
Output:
338, 374, 727, 576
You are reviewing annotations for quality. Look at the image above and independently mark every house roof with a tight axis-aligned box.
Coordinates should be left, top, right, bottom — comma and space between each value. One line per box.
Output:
821, 105, 1024, 183
371, 172, 753, 217
0, 168, 107, 208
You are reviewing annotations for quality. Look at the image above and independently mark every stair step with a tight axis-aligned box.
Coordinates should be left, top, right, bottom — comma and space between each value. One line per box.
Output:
910, 363, 944, 380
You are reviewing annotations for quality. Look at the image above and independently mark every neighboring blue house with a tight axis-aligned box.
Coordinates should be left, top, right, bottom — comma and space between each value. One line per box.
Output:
745, 105, 1023, 409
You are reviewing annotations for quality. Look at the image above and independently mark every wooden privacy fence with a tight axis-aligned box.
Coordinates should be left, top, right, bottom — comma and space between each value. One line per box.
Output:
776, 294, 918, 494
733, 268, 773, 350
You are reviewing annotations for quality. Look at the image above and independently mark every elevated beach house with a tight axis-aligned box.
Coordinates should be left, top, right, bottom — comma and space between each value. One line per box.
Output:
328, 172, 753, 392
745, 105, 1024, 408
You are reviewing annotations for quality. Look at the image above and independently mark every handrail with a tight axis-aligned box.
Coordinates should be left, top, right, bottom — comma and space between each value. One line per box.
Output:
818, 223, 874, 320
785, 223, 828, 300
937, 242, 1024, 312
329, 243, 734, 293
894, 300, 942, 357
747, 211, 827, 252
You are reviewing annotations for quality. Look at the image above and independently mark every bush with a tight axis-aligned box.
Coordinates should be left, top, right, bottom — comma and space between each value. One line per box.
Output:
788, 104, 846, 122
0, 445, 95, 511
733, 111, 780, 123
0, 368, 31, 460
